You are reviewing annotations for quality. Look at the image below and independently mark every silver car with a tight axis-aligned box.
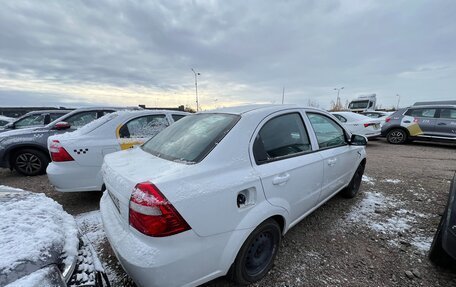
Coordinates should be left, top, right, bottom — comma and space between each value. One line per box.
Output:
381, 105, 456, 144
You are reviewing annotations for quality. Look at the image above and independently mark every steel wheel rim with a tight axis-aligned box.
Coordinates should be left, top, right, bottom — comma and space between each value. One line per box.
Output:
389, 131, 404, 143
15, 153, 41, 174
245, 231, 275, 276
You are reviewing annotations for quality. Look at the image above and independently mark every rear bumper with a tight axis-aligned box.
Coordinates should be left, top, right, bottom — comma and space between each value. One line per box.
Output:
365, 132, 381, 139
100, 192, 251, 287
47, 162, 103, 192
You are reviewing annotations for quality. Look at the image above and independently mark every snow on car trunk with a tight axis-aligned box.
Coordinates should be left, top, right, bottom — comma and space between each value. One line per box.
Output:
0, 186, 79, 285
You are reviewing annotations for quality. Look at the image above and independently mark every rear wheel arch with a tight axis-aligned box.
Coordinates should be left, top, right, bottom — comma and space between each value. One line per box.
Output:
7, 145, 50, 165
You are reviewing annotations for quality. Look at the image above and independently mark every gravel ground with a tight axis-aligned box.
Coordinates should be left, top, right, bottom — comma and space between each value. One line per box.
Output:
1, 138, 456, 286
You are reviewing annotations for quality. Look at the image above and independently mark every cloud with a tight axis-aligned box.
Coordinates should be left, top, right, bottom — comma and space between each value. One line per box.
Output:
0, 0, 455, 109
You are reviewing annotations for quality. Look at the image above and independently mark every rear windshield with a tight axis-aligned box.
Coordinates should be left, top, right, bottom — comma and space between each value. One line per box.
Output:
348, 100, 369, 109
142, 113, 240, 163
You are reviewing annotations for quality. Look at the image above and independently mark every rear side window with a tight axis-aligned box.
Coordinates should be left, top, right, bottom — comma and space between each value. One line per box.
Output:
439, 108, 456, 119
0, 120, 8, 126
405, 108, 436, 118
333, 114, 347, 122
253, 113, 311, 164
119, 115, 169, 138
142, 114, 239, 163
172, 114, 186, 122
307, 113, 346, 149
15, 114, 45, 128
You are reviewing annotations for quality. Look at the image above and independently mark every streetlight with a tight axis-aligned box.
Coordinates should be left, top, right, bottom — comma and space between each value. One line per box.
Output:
396, 94, 401, 110
191, 68, 200, 111
334, 87, 344, 108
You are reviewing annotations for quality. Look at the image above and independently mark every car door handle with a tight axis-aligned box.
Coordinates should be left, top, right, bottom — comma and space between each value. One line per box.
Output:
437, 122, 446, 126
272, 173, 290, 185
403, 120, 411, 123
327, 158, 337, 166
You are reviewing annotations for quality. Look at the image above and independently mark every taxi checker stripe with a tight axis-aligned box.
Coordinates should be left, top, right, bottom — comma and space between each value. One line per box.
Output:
73, 148, 89, 155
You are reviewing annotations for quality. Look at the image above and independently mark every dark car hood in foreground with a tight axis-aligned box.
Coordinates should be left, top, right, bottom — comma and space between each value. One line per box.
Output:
0, 187, 79, 286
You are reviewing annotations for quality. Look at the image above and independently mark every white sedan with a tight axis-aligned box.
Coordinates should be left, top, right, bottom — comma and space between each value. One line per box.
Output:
331, 111, 381, 139
46, 110, 188, 192
100, 104, 367, 287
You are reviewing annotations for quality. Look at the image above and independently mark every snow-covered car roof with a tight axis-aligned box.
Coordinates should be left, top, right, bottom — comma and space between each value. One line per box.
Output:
202, 104, 324, 115
331, 111, 372, 122
0, 186, 79, 286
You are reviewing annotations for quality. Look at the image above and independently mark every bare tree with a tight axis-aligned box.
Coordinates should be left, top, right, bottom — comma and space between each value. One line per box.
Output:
307, 98, 320, 108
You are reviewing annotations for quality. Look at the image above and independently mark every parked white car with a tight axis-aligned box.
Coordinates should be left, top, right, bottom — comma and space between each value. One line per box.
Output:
331, 111, 381, 139
100, 104, 367, 287
46, 110, 188, 192
360, 111, 393, 127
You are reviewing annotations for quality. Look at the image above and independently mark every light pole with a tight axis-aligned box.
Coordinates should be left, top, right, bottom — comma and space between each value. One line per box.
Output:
334, 87, 344, 108
396, 94, 400, 110
191, 68, 200, 111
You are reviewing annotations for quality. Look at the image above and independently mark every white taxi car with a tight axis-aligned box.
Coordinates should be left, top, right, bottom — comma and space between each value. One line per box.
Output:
331, 111, 381, 139
46, 110, 188, 192
100, 105, 367, 287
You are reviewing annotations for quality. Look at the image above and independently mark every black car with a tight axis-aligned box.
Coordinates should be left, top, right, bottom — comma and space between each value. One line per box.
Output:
429, 174, 456, 268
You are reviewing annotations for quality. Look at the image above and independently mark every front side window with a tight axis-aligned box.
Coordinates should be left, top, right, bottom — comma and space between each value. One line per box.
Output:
50, 113, 65, 122
253, 113, 311, 164
15, 114, 45, 128
405, 108, 436, 118
65, 111, 98, 129
119, 115, 169, 138
307, 113, 346, 148
142, 113, 239, 163
439, 108, 456, 119
172, 114, 186, 122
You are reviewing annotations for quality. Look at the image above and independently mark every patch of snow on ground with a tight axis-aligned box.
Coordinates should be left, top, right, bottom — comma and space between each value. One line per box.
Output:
76, 211, 120, 283
0, 185, 23, 192
383, 179, 401, 184
362, 175, 375, 185
410, 236, 432, 253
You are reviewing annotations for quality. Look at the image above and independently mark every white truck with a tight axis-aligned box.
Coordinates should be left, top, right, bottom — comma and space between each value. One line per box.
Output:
348, 94, 377, 113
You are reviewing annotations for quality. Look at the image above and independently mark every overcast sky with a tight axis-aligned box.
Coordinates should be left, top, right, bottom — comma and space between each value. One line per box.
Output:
0, 0, 455, 110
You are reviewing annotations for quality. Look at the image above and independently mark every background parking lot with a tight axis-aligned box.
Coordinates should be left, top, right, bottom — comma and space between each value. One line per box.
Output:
1, 139, 456, 286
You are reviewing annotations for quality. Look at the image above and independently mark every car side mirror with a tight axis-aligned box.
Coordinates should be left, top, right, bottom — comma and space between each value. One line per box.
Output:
350, 134, 367, 146
54, 121, 71, 130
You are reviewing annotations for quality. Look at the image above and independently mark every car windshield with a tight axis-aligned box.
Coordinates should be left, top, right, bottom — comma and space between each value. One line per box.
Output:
348, 100, 369, 109
142, 113, 240, 163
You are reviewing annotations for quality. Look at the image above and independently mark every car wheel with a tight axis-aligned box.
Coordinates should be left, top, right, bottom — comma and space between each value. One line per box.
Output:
12, 149, 49, 176
429, 213, 454, 267
229, 219, 281, 285
386, 129, 407, 144
341, 163, 365, 198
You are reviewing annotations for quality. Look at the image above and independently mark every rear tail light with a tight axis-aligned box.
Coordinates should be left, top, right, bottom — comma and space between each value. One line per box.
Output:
385, 117, 391, 123
49, 140, 74, 162
129, 182, 190, 237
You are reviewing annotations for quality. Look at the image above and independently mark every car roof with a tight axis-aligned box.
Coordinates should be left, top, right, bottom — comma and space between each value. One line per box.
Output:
202, 104, 324, 115
408, 105, 456, 109
23, 110, 71, 115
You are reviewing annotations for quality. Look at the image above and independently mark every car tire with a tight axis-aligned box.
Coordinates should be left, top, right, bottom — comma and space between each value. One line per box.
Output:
386, 128, 408, 144
12, 149, 49, 176
229, 219, 281, 285
429, 213, 454, 267
340, 163, 365, 198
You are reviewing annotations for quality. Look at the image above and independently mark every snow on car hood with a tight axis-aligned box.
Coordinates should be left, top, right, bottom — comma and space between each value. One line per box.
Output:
0, 186, 78, 286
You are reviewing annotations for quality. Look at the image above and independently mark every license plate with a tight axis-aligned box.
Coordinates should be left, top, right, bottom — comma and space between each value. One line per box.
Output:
108, 190, 120, 213
374, 124, 380, 129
